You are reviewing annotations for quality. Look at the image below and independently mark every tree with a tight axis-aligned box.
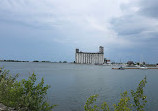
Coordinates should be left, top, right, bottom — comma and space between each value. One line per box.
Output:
127, 61, 134, 66
33, 60, 39, 62
142, 62, 146, 65
136, 62, 140, 65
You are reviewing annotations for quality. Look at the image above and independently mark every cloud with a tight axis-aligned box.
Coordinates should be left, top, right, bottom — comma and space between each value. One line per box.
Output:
139, 0, 158, 18
111, 15, 158, 38
0, 0, 158, 63
108, 0, 158, 63
0, 0, 116, 27
0, 0, 57, 29
0, 0, 127, 47
111, 0, 158, 44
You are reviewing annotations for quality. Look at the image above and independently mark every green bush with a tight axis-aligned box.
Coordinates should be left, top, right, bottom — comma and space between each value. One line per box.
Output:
0, 68, 55, 111
84, 76, 147, 111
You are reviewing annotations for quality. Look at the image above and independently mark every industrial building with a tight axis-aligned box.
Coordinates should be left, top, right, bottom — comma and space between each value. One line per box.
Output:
75, 46, 104, 64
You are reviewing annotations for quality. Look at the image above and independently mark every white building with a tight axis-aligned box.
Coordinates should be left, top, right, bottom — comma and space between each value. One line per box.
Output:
75, 46, 104, 64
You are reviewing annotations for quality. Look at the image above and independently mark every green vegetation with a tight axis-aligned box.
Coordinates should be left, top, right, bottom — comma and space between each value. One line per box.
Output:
0, 68, 55, 111
84, 76, 147, 111
0, 60, 29, 62
33, 60, 39, 62
41, 61, 51, 63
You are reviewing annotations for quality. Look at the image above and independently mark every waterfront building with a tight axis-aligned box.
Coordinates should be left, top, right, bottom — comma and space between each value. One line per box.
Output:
75, 46, 104, 64
105, 59, 111, 64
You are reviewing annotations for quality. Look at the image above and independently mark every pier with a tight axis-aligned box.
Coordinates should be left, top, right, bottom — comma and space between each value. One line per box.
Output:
112, 67, 158, 70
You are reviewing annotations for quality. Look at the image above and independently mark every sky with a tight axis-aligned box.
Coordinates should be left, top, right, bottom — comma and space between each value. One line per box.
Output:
0, 0, 158, 63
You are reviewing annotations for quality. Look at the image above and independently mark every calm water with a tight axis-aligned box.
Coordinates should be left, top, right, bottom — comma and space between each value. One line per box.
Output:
0, 62, 158, 111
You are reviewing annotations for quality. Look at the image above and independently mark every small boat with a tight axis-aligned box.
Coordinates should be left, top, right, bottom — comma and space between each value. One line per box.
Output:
112, 66, 125, 70
118, 66, 125, 70
137, 65, 148, 69
139, 66, 148, 69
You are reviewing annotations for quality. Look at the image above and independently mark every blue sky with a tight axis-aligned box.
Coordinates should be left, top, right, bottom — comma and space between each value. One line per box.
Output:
0, 0, 158, 63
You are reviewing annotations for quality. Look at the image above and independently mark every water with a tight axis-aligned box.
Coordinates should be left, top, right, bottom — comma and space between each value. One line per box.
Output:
0, 62, 158, 110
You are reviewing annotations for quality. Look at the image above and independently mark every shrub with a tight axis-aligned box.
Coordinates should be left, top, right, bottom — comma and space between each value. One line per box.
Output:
0, 68, 55, 111
84, 76, 147, 111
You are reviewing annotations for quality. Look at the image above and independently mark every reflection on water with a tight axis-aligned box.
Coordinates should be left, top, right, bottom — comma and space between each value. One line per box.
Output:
0, 62, 158, 111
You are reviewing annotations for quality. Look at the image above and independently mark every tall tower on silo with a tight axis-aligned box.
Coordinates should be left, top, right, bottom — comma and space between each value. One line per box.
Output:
76, 49, 79, 53
99, 46, 104, 53
75, 49, 79, 63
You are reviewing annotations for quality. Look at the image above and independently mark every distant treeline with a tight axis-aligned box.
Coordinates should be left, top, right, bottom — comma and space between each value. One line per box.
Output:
0, 60, 29, 62
33, 60, 67, 63
0, 60, 68, 63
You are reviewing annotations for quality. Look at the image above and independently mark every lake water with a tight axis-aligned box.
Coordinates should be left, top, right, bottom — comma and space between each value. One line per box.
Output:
0, 62, 158, 111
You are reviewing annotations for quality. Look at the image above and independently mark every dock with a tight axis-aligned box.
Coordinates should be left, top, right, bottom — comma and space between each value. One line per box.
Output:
112, 67, 158, 70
